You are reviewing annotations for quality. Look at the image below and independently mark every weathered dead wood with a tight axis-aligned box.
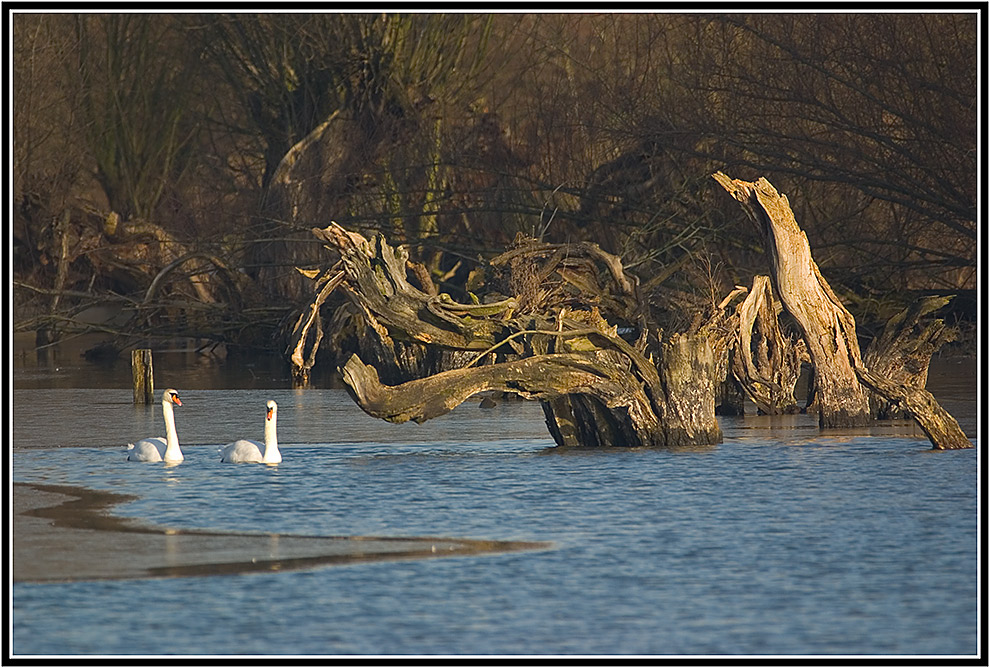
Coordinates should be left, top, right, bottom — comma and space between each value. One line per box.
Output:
731, 275, 805, 414
338, 299, 724, 448
131, 349, 154, 404
292, 195, 967, 451
656, 331, 723, 446
292, 222, 725, 447
290, 223, 515, 386
489, 236, 648, 334
854, 294, 969, 449
341, 334, 717, 449
855, 365, 971, 450
714, 173, 871, 428
714, 172, 970, 450
311, 223, 504, 351
406, 259, 438, 296
711, 286, 748, 415
862, 295, 956, 419
286, 264, 346, 387
341, 350, 651, 426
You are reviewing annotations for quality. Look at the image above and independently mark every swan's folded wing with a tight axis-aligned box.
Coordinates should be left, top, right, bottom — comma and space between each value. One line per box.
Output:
127, 438, 167, 461
220, 439, 264, 462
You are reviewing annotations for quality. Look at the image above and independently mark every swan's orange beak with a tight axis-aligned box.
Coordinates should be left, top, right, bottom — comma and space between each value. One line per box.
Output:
172, 395, 182, 406
267, 407, 273, 420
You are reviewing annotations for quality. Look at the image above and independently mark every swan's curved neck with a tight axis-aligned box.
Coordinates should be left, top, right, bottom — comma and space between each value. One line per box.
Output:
162, 400, 183, 461
262, 413, 279, 461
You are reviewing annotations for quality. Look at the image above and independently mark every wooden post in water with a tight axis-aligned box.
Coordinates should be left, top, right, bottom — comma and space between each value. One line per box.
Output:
132, 349, 154, 404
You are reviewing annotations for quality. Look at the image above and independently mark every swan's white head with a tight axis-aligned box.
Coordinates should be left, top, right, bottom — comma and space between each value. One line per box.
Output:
163, 388, 182, 407
159, 388, 183, 462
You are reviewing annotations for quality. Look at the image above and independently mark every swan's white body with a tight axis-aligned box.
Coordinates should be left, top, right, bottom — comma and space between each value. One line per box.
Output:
127, 389, 183, 462
220, 400, 281, 464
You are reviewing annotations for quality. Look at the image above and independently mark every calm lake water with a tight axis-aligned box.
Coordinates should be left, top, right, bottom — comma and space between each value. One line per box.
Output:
10, 340, 980, 657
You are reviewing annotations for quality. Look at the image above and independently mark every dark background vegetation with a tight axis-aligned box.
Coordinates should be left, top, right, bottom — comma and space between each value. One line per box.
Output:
11, 12, 977, 360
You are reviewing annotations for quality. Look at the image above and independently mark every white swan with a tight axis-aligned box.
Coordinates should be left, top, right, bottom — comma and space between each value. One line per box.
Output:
220, 399, 281, 464
126, 388, 184, 462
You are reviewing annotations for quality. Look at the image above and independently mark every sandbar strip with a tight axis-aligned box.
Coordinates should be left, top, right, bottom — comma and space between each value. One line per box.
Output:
13, 482, 550, 583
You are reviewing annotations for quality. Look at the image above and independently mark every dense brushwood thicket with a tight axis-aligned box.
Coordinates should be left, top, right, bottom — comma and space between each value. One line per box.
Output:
13, 14, 976, 357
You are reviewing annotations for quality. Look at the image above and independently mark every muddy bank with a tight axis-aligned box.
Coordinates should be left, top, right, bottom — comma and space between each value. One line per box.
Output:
13, 482, 550, 583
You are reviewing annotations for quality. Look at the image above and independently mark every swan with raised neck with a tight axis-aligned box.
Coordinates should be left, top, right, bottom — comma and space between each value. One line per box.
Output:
220, 399, 281, 464
126, 388, 184, 462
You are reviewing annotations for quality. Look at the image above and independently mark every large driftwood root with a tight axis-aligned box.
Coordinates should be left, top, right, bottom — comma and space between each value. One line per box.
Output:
291, 222, 724, 448
290, 183, 968, 452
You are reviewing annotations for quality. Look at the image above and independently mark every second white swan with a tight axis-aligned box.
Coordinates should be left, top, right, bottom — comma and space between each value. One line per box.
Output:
220, 399, 281, 464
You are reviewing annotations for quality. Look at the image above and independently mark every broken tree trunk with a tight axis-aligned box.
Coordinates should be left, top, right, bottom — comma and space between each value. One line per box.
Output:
856, 294, 969, 449
656, 331, 723, 446
714, 173, 970, 450
714, 173, 872, 428
854, 365, 971, 450
862, 295, 956, 419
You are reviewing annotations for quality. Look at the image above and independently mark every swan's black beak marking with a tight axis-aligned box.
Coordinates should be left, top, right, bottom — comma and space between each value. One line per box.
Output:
266, 407, 273, 420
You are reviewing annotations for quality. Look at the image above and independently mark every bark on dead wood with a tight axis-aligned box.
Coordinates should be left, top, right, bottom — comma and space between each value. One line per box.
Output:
656, 332, 723, 446
714, 173, 970, 450
714, 173, 872, 428
731, 275, 805, 414
293, 222, 724, 447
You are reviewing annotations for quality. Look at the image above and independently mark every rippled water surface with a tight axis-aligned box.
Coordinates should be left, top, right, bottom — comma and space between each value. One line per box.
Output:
10, 349, 979, 657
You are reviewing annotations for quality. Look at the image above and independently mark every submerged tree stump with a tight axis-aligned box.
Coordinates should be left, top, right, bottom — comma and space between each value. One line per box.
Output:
862, 295, 957, 419
291, 222, 724, 447
288, 174, 969, 451
714, 173, 970, 450
714, 173, 871, 428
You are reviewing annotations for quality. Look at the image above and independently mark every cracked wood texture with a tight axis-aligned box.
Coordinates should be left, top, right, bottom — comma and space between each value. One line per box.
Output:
291, 195, 967, 451
297, 222, 722, 448
731, 275, 805, 415
714, 173, 970, 449
714, 173, 872, 428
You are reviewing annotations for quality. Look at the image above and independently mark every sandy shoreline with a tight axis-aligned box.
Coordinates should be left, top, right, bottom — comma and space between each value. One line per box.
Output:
12, 482, 550, 583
